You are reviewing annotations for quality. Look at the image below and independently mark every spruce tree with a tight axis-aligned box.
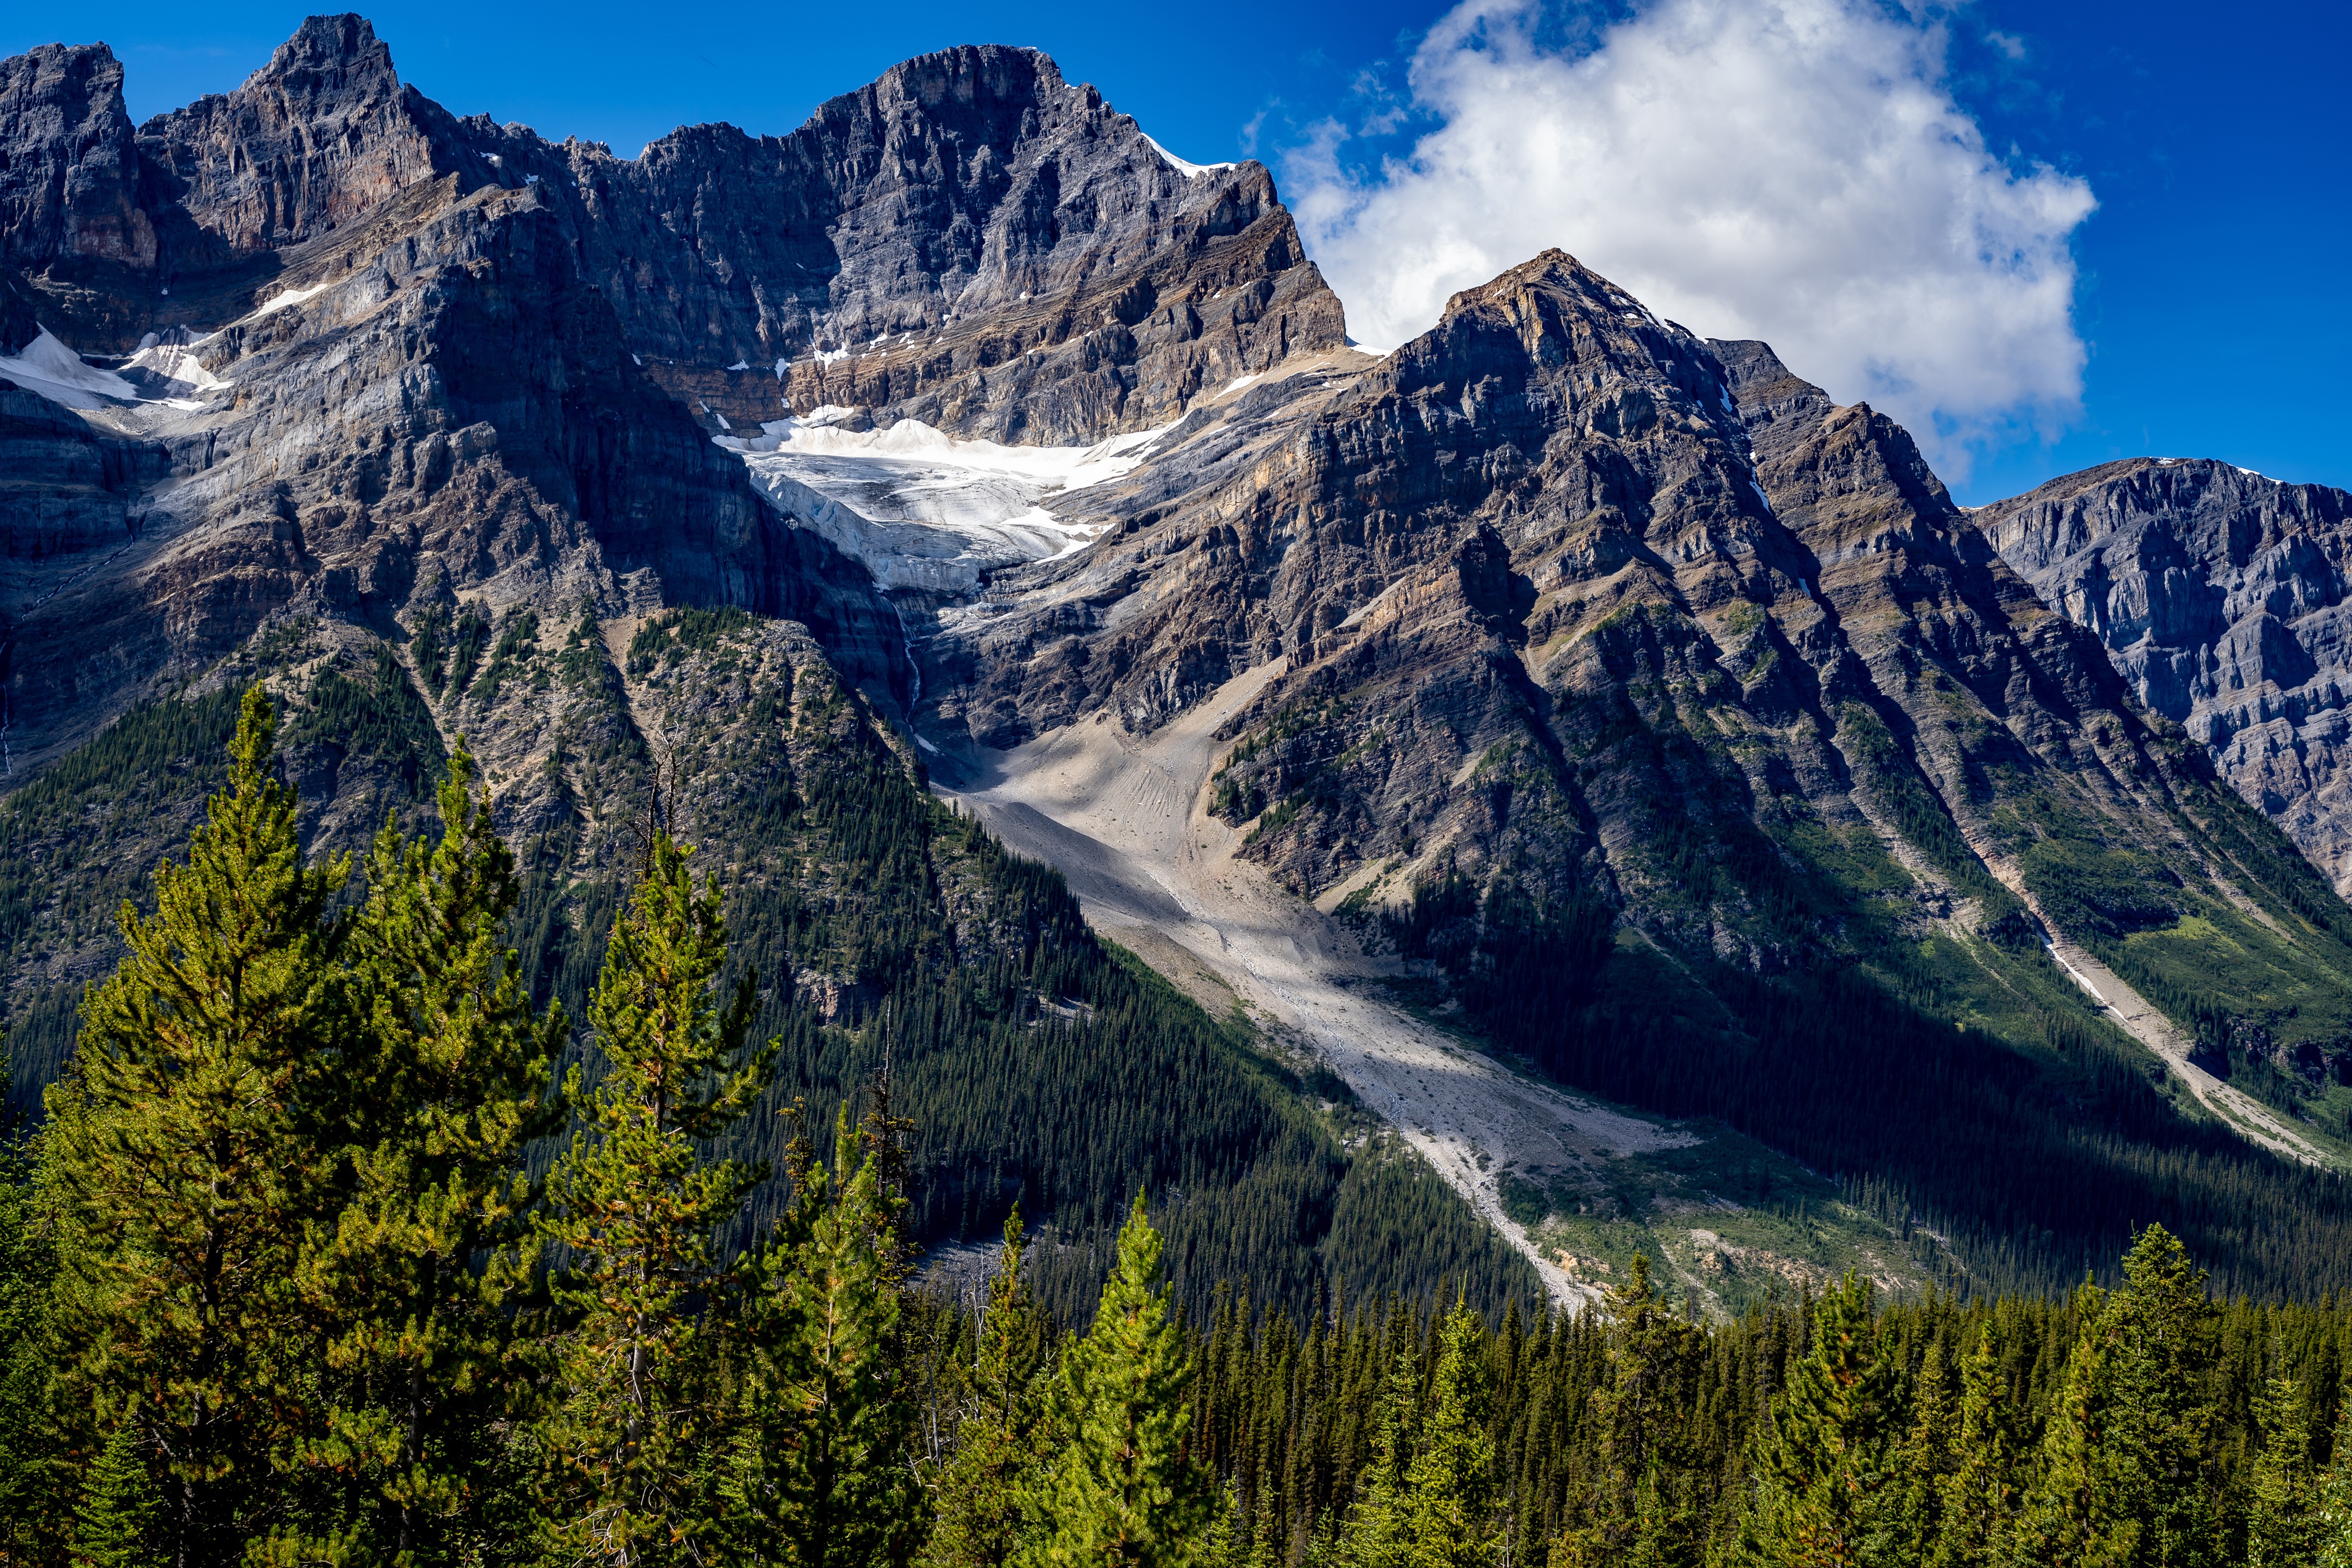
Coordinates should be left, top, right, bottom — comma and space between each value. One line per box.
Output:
2250, 1371, 2323, 1568
2015, 1227, 2223, 1568
43, 686, 351, 1567
1038, 1191, 1214, 1568
73, 1416, 164, 1567
730, 1106, 918, 1568
1568, 1254, 1697, 1566
273, 741, 567, 1564
2317, 1401, 2352, 1568
534, 829, 774, 1566
1334, 1351, 1417, 1568
925, 1208, 1057, 1568
1875, 1331, 1956, 1564
0, 1040, 59, 1567
1403, 1299, 1501, 1568
1740, 1271, 1896, 1568
1930, 1319, 2023, 1568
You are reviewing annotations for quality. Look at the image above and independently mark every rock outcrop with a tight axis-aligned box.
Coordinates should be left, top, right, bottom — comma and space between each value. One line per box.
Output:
0, 43, 153, 271
1975, 459, 2352, 894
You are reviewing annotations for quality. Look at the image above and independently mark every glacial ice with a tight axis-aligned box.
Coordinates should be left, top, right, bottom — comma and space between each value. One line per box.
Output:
718, 413, 1164, 592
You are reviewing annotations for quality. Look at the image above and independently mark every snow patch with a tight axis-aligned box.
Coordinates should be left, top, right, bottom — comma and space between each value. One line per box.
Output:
814, 347, 850, 366
726, 360, 750, 371
916, 736, 940, 754
249, 279, 333, 319
0, 328, 138, 409
1140, 133, 1238, 181
1220, 372, 1261, 398
124, 330, 232, 396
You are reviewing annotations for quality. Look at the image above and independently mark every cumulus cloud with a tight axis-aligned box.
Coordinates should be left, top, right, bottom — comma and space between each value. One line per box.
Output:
1284, 0, 2096, 475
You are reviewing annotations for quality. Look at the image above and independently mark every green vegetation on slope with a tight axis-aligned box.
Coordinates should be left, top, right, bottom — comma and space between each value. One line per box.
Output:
1387, 673, 2352, 1300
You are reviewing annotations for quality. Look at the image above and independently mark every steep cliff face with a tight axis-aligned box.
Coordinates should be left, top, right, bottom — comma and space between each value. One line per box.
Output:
0, 16, 907, 784
0, 43, 153, 272
1973, 460, 2352, 895
456, 44, 1345, 445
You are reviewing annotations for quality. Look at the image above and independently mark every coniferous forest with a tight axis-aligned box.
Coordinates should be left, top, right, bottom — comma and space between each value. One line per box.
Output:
2, 690, 2352, 1566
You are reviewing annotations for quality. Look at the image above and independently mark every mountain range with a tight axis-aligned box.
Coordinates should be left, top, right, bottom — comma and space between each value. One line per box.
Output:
4, 14, 2351, 1312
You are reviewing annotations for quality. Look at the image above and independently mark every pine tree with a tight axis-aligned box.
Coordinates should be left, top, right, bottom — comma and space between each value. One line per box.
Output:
2250, 1371, 2323, 1568
731, 1106, 919, 1568
534, 829, 774, 1566
1930, 1319, 2023, 1568
2317, 1401, 2352, 1568
1038, 1191, 1214, 1568
925, 1208, 1057, 1568
1334, 1350, 1417, 1568
272, 741, 567, 1564
1740, 1271, 1896, 1568
1564, 1254, 1698, 1567
0, 1038, 58, 1568
43, 686, 352, 1567
1402, 1299, 1501, 1568
2015, 1226, 2223, 1568
73, 1416, 163, 1567
1874, 1331, 1957, 1564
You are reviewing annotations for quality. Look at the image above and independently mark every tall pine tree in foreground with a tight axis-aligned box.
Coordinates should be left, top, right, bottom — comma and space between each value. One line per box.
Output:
534, 828, 774, 1566
2248, 1368, 2324, 1568
259, 740, 568, 1565
0, 1039, 55, 1568
2015, 1224, 2222, 1568
1041, 1191, 1213, 1568
921, 1209, 1055, 1568
43, 685, 351, 1567
1740, 1272, 1896, 1568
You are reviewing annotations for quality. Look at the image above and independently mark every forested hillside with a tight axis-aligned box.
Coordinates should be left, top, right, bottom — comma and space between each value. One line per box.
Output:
0, 621, 1531, 1323
2, 699, 2349, 1564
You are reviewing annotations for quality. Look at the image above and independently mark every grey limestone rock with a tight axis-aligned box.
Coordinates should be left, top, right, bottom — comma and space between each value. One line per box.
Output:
1975, 459, 2352, 893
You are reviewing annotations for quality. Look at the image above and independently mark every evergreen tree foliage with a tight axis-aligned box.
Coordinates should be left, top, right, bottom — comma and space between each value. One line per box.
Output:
534, 828, 775, 1566
2250, 1370, 2325, 1568
2317, 1407, 2352, 1568
0, 1038, 58, 1568
1552, 1254, 1701, 1567
925, 1209, 1057, 1568
1930, 1322, 2024, 1568
1040, 1192, 1214, 1568
1333, 1351, 1417, 1568
2015, 1225, 2223, 1568
72, 1415, 164, 1568
1742, 1272, 1897, 1567
41, 685, 352, 1565
1399, 1300, 1500, 1568
268, 741, 567, 1564
730, 1105, 920, 1567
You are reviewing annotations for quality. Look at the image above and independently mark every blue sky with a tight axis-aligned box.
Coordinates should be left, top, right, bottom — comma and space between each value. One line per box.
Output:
8, 0, 2344, 506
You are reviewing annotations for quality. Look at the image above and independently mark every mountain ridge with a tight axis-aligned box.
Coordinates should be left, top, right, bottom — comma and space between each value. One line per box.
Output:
3, 15, 2351, 1303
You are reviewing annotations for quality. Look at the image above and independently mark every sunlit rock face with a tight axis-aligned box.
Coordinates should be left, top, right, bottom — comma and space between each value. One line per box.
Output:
1976, 459, 2352, 894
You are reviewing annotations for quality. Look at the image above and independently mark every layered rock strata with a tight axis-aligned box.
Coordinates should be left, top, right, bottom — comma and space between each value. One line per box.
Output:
1975, 460, 2352, 895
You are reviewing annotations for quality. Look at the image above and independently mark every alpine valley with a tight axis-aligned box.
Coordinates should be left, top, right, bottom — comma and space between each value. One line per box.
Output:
8, 12, 2352, 1327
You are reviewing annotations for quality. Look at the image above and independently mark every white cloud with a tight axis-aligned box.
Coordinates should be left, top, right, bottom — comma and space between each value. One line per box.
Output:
1284, 0, 2096, 475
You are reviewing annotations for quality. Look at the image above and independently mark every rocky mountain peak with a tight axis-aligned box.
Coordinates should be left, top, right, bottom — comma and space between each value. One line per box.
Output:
0, 41, 150, 270
135, 11, 436, 262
